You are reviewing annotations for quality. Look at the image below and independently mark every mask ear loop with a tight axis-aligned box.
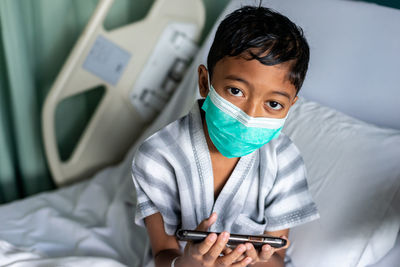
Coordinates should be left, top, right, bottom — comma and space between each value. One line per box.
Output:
207, 71, 212, 95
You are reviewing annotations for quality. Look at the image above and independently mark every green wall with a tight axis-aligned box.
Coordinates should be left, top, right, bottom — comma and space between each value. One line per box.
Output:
356, 0, 400, 9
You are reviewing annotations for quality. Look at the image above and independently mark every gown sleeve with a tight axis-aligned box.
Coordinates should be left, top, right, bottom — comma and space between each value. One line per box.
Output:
131, 138, 181, 235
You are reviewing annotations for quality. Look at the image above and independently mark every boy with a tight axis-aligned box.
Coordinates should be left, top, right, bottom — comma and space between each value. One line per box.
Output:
132, 5, 319, 267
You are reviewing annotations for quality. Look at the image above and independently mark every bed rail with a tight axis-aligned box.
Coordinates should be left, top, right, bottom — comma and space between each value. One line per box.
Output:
42, 0, 205, 186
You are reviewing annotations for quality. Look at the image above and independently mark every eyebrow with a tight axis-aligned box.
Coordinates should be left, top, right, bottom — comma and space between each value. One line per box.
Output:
224, 75, 251, 87
224, 74, 292, 100
271, 90, 291, 100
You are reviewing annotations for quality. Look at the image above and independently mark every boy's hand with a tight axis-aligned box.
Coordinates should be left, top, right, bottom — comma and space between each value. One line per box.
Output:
177, 212, 253, 267
243, 235, 290, 265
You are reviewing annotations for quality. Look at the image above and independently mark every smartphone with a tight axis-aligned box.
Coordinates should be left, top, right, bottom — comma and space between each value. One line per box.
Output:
175, 229, 287, 249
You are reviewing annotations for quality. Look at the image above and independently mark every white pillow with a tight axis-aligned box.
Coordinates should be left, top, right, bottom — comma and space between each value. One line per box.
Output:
283, 98, 400, 267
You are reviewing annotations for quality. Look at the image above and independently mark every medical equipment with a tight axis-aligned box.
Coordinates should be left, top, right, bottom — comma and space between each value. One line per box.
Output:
42, 0, 205, 186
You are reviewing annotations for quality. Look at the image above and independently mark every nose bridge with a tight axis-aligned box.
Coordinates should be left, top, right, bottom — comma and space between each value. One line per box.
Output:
242, 96, 260, 117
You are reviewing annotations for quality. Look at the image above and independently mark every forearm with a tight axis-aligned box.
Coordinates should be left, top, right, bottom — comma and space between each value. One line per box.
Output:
250, 253, 285, 267
154, 249, 181, 267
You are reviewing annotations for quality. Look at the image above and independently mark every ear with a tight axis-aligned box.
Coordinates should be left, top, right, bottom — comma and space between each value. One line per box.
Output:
198, 64, 209, 98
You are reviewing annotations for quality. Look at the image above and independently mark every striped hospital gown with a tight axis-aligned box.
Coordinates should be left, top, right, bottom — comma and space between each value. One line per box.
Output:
132, 100, 319, 239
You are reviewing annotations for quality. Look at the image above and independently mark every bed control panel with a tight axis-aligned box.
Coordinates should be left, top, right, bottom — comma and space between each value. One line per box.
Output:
130, 22, 198, 122
82, 35, 132, 86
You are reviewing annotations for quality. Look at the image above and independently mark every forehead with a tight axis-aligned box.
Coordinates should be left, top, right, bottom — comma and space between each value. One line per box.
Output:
212, 56, 296, 95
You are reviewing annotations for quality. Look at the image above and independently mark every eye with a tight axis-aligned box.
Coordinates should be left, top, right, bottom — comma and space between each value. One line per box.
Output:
227, 87, 243, 97
266, 101, 283, 111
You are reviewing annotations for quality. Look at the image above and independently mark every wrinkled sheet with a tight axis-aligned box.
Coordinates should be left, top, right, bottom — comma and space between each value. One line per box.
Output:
0, 239, 127, 267
0, 153, 149, 267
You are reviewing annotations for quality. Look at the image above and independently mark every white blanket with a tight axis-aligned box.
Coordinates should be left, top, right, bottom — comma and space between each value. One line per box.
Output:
0, 154, 148, 267
0, 239, 126, 267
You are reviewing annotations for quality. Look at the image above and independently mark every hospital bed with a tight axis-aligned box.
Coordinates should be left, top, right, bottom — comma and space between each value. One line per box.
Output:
0, 0, 399, 266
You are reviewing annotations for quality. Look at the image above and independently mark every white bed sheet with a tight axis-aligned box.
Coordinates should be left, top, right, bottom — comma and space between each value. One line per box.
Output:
369, 231, 400, 267
0, 155, 148, 267
0, 239, 126, 267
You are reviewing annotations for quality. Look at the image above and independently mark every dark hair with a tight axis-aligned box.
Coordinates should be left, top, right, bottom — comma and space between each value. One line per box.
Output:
207, 5, 309, 93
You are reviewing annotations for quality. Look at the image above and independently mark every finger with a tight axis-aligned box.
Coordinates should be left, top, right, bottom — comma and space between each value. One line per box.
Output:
278, 235, 290, 250
203, 231, 230, 262
235, 254, 246, 262
244, 243, 258, 262
231, 256, 253, 267
218, 244, 246, 265
222, 246, 233, 256
259, 244, 275, 261
193, 233, 218, 256
196, 212, 218, 231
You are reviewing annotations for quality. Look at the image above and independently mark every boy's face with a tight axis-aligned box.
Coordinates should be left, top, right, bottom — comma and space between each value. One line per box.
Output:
198, 56, 298, 119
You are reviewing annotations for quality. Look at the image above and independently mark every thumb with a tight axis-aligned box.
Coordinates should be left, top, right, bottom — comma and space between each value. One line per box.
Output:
196, 212, 217, 231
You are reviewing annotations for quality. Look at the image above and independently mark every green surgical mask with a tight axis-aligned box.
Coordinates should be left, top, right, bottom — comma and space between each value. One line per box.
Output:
201, 84, 287, 158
